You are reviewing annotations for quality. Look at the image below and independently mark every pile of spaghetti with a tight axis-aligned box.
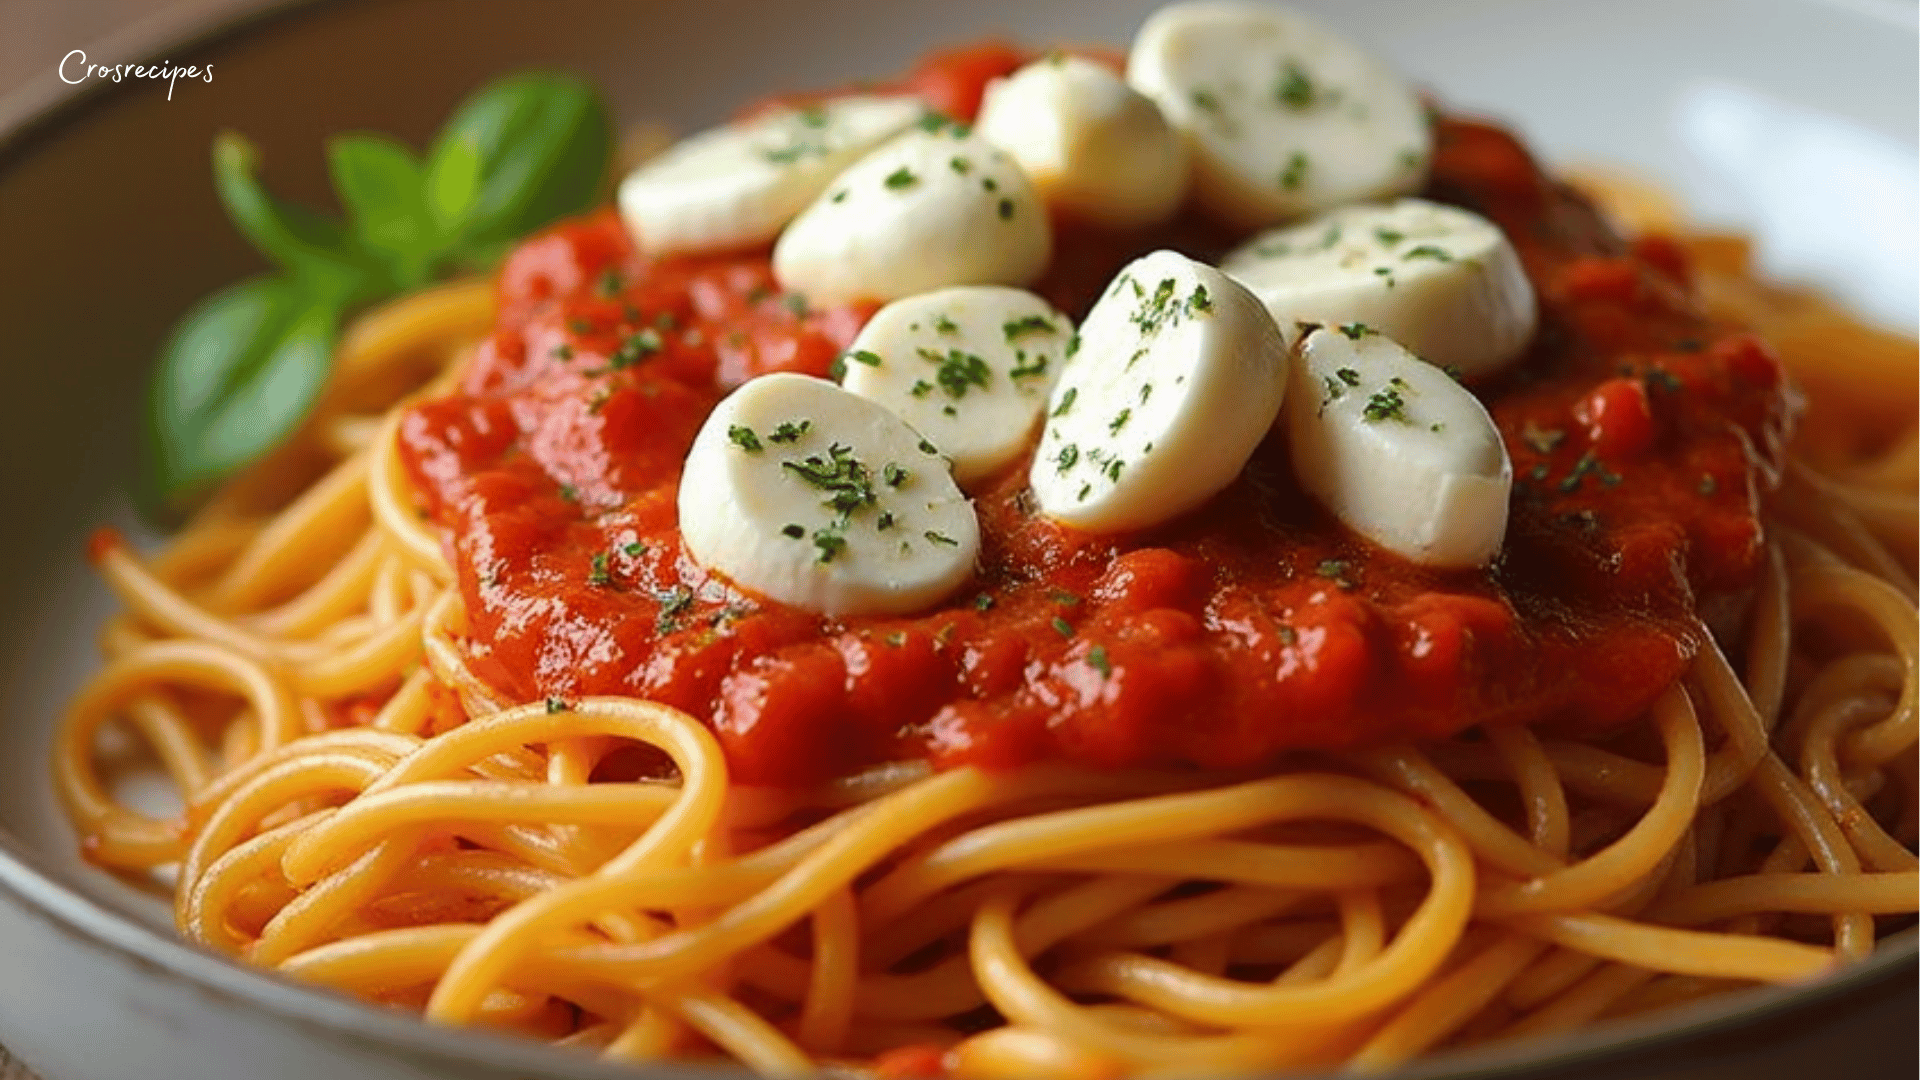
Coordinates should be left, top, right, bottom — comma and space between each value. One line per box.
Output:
56, 172, 1917, 1077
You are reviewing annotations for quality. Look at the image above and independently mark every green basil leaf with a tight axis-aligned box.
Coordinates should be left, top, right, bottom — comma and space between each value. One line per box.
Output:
425, 71, 611, 251
143, 277, 340, 511
213, 131, 376, 301
425, 132, 483, 237
327, 133, 434, 290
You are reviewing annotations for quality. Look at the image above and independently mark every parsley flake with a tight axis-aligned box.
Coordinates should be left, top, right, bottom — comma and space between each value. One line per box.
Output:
728, 425, 763, 453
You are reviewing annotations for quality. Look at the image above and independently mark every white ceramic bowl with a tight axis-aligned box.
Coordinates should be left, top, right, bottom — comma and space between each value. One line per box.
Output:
0, 2, 1913, 1078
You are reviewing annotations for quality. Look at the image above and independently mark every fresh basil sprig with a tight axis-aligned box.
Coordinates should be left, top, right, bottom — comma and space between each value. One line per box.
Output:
142, 71, 611, 517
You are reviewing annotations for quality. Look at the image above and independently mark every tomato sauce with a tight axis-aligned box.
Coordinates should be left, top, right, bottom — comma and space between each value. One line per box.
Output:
397, 46, 1794, 786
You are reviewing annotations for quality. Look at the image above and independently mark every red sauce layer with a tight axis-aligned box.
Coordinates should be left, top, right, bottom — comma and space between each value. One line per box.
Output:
398, 46, 1794, 786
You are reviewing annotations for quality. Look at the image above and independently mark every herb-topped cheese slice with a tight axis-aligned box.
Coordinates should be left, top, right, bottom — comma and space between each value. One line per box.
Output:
1286, 325, 1512, 568
1030, 249, 1291, 533
772, 122, 1052, 304
617, 95, 923, 257
679, 373, 978, 615
838, 285, 1074, 488
1222, 198, 1538, 379
1127, 0, 1430, 228
976, 53, 1189, 229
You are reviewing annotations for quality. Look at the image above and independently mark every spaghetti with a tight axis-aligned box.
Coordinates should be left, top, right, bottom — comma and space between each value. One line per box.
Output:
53, 68, 1917, 1080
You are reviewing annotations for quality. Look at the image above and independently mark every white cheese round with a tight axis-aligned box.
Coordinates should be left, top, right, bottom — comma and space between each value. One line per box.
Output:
678, 373, 979, 615
617, 95, 924, 257
1127, 0, 1431, 228
771, 124, 1052, 304
1030, 249, 1291, 533
1285, 326, 1512, 568
975, 53, 1190, 229
840, 286, 1074, 488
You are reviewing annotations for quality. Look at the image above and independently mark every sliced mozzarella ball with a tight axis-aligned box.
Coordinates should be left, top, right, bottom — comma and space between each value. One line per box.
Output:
772, 125, 1051, 304
1286, 326, 1512, 568
617, 95, 923, 257
679, 373, 979, 616
840, 286, 1074, 488
1030, 250, 1290, 532
975, 53, 1189, 229
1222, 198, 1537, 379
1127, 0, 1430, 228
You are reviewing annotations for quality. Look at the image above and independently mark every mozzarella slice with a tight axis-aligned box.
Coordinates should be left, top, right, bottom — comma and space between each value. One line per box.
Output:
1222, 198, 1537, 379
1127, 0, 1430, 228
1286, 326, 1512, 568
840, 286, 1074, 488
1030, 250, 1290, 532
975, 53, 1189, 229
772, 125, 1052, 304
617, 95, 923, 257
679, 373, 979, 616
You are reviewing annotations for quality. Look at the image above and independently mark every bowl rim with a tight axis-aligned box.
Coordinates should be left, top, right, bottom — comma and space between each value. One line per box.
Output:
0, 2, 1912, 1078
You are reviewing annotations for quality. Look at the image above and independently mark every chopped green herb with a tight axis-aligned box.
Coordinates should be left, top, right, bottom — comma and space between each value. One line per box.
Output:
622, 541, 647, 557
917, 347, 992, 399
727, 425, 763, 453
552, 342, 575, 360
876, 511, 895, 530
587, 552, 612, 587
847, 349, 883, 368
1051, 616, 1074, 638
1403, 245, 1453, 262
781, 523, 805, 539
607, 327, 662, 370
974, 592, 995, 611
1009, 351, 1048, 380
1055, 444, 1080, 473
767, 419, 812, 444
782, 292, 811, 318
594, 268, 624, 297
1088, 645, 1111, 676
1280, 151, 1309, 190
933, 314, 960, 335
1315, 558, 1356, 590
557, 484, 579, 502
1003, 315, 1057, 341
924, 530, 959, 547
1520, 423, 1564, 455
783, 443, 876, 515
1644, 367, 1683, 395
883, 166, 918, 190
910, 379, 934, 398
545, 696, 569, 713
949, 156, 972, 174
1336, 367, 1362, 386
1049, 589, 1082, 606
1108, 408, 1132, 434
997, 197, 1015, 220
1374, 228, 1405, 246
1066, 332, 1082, 358
1363, 386, 1409, 423
1186, 284, 1213, 316
812, 528, 848, 564
1052, 387, 1078, 417
1338, 323, 1374, 341
1275, 61, 1316, 108
883, 463, 909, 487
655, 585, 695, 632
